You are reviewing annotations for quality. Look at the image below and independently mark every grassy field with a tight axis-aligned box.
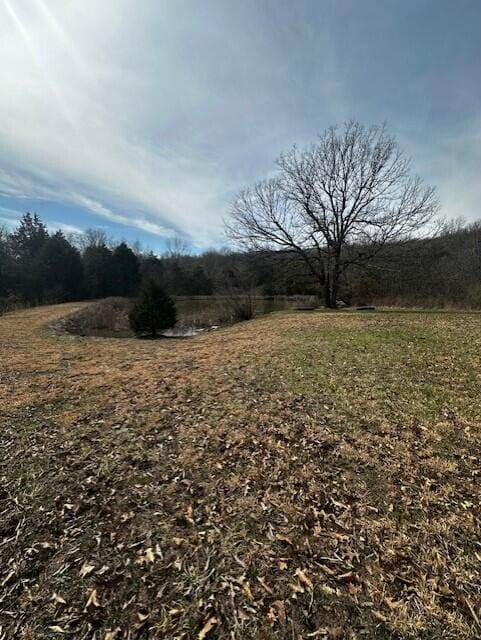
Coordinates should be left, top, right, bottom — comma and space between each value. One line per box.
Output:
0, 304, 480, 639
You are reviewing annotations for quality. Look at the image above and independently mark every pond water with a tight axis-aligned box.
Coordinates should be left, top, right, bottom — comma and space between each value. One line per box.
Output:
162, 325, 220, 338
162, 296, 319, 337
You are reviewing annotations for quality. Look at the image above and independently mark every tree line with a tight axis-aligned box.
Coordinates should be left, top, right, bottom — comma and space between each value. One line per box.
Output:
0, 213, 215, 309
1, 211, 480, 311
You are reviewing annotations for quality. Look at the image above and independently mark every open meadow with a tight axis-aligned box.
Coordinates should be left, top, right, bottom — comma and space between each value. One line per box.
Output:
0, 304, 480, 639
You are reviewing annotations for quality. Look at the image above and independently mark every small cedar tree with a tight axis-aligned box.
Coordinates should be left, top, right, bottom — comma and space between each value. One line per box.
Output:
129, 280, 176, 338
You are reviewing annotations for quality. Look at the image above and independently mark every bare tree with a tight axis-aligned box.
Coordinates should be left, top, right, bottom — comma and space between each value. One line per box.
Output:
226, 121, 439, 307
71, 228, 112, 252
164, 236, 190, 259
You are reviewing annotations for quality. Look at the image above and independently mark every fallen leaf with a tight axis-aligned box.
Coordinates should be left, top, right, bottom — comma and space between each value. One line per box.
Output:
198, 616, 218, 639
337, 571, 353, 580
257, 576, 274, 594
242, 581, 254, 601
51, 593, 67, 605
295, 568, 313, 590
373, 610, 388, 622
145, 547, 155, 563
85, 589, 101, 610
273, 600, 286, 625
384, 596, 402, 610
79, 563, 95, 578
319, 584, 336, 595
137, 547, 155, 565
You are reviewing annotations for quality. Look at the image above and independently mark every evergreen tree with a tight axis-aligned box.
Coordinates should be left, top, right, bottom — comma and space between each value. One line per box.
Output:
0, 225, 10, 299
8, 213, 49, 302
112, 242, 140, 296
83, 244, 115, 298
39, 231, 84, 301
129, 280, 176, 338
140, 253, 164, 286
9, 213, 48, 260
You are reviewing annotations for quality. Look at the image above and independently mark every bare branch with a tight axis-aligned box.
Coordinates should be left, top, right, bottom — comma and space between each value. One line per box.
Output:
225, 121, 439, 307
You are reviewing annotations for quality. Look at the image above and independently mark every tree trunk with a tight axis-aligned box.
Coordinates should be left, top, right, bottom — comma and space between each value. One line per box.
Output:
323, 254, 339, 308
329, 248, 342, 309
323, 273, 333, 308
330, 270, 339, 309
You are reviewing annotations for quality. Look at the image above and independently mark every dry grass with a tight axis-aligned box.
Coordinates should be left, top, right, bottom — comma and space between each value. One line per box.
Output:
0, 304, 480, 639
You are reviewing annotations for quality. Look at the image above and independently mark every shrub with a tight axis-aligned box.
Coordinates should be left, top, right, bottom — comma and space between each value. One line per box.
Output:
59, 297, 132, 337
221, 292, 255, 322
129, 280, 176, 338
81, 297, 131, 331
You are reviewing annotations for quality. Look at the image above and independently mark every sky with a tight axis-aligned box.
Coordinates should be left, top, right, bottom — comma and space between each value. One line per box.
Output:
1, 0, 480, 252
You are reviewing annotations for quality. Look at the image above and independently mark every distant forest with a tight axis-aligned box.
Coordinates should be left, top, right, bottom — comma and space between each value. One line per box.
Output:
1, 212, 481, 310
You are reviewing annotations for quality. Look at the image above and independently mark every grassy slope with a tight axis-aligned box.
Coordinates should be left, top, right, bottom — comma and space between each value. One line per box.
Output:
0, 305, 480, 639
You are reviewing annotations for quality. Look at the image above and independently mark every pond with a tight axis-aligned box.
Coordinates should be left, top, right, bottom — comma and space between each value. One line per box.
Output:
173, 295, 318, 331
61, 295, 320, 339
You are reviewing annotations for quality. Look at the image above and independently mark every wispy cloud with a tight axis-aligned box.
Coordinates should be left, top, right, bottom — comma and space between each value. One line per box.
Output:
0, 1, 236, 246
0, 205, 23, 218
69, 194, 176, 239
51, 221, 83, 235
0, 216, 16, 229
1, 0, 480, 247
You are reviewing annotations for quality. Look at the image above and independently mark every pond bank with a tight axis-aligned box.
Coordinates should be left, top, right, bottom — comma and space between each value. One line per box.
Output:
58, 295, 320, 339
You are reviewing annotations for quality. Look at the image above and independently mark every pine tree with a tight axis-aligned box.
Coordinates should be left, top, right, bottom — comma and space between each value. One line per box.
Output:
8, 213, 49, 302
129, 280, 176, 338
39, 231, 84, 302
83, 244, 115, 299
112, 242, 140, 296
9, 213, 48, 260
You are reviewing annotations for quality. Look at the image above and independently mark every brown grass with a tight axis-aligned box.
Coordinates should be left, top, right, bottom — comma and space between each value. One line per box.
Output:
0, 304, 480, 639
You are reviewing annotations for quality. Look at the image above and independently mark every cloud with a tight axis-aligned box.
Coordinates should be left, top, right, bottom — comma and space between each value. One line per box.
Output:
69, 194, 176, 239
1, 0, 275, 247
0, 0, 480, 246
50, 221, 83, 235
0, 205, 23, 218
0, 216, 16, 229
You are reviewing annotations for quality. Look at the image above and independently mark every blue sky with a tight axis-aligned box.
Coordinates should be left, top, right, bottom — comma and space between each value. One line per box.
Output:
1, 0, 480, 252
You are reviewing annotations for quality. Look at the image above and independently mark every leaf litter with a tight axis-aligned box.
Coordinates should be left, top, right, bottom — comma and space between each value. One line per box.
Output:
0, 303, 480, 638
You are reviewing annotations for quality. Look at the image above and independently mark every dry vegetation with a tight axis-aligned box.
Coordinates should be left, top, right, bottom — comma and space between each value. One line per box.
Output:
0, 304, 480, 639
